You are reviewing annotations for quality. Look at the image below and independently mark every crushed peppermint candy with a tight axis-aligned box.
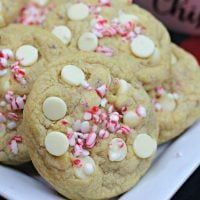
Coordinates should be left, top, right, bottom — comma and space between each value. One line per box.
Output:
11, 61, 27, 84
9, 136, 23, 155
95, 45, 114, 57
0, 92, 26, 140
0, 49, 27, 84
87, 3, 143, 55
5, 91, 26, 111
99, 0, 111, 7
16, 3, 55, 26
62, 81, 147, 158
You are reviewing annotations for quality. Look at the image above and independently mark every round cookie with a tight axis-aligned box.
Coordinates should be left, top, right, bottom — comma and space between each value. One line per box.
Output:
44, 0, 171, 87
0, 24, 67, 165
0, 0, 26, 27
148, 44, 200, 144
23, 58, 159, 200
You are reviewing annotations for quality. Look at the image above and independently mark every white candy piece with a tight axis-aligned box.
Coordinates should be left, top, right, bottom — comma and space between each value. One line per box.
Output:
119, 11, 139, 24
108, 138, 127, 162
45, 131, 69, 156
67, 3, 89, 21
123, 111, 141, 128
61, 65, 85, 86
74, 156, 95, 179
118, 79, 130, 94
31, 0, 49, 6
2, 49, 14, 59
16, 45, 38, 66
7, 121, 17, 130
133, 133, 157, 159
78, 32, 98, 52
158, 95, 176, 112
52, 25, 72, 45
80, 121, 90, 133
131, 35, 155, 58
43, 97, 67, 121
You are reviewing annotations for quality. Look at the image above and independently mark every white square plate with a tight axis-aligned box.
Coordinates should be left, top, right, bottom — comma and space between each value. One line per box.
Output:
0, 122, 200, 200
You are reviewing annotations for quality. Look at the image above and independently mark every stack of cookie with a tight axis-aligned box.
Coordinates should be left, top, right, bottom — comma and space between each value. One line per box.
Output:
0, 0, 200, 199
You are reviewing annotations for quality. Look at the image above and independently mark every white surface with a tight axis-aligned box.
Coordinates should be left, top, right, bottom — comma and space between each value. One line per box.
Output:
0, 122, 200, 200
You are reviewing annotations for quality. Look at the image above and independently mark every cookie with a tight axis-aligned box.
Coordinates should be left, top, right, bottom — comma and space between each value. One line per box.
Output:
44, 0, 171, 87
0, 0, 26, 27
23, 57, 159, 200
149, 44, 200, 144
0, 24, 67, 165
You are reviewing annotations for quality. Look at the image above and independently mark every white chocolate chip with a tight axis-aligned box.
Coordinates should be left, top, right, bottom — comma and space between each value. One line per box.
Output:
74, 156, 95, 179
45, 131, 69, 156
118, 79, 130, 94
16, 45, 38, 67
133, 133, 157, 159
31, 0, 49, 6
108, 138, 127, 162
119, 11, 139, 24
43, 97, 67, 121
67, 3, 89, 21
78, 32, 98, 52
123, 111, 141, 128
158, 95, 176, 112
131, 35, 155, 58
52, 25, 72, 45
84, 163, 94, 175
61, 65, 85, 86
